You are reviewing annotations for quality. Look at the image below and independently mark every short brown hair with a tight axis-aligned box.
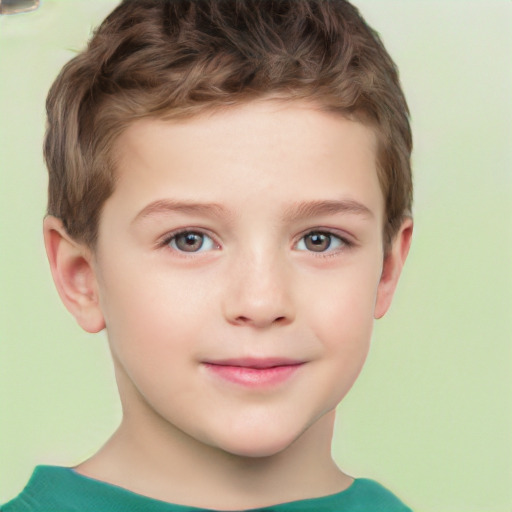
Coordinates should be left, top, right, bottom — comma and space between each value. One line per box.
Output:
45, 0, 412, 249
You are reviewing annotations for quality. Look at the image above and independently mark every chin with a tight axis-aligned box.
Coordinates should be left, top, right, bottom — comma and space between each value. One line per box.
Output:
208, 421, 307, 459
218, 438, 294, 459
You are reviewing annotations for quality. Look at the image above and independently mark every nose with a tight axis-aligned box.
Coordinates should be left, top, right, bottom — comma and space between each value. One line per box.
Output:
222, 250, 295, 329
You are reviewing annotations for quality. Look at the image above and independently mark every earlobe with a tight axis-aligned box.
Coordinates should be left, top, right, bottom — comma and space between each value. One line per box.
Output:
374, 218, 413, 319
43, 216, 105, 333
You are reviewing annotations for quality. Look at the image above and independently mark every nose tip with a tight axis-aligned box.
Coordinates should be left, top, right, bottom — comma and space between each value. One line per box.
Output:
222, 258, 295, 329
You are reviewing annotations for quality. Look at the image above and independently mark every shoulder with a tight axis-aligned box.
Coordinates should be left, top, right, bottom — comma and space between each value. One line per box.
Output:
342, 478, 413, 512
275, 478, 412, 512
1, 466, 83, 512
1, 465, 180, 512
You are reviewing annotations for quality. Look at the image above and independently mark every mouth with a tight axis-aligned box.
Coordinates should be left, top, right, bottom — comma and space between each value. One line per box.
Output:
202, 358, 305, 387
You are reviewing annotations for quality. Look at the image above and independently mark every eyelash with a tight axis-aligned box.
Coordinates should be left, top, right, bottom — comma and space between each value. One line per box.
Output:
160, 229, 220, 255
295, 230, 352, 257
159, 229, 353, 257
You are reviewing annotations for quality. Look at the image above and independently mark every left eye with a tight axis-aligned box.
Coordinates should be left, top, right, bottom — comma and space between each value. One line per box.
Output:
296, 232, 346, 253
167, 231, 217, 253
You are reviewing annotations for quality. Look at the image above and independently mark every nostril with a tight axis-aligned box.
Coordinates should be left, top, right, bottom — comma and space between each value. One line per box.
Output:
233, 315, 289, 326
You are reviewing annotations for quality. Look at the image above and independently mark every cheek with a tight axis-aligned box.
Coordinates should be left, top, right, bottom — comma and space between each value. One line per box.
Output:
304, 273, 378, 412
99, 270, 201, 407
304, 264, 380, 359
100, 257, 191, 323
98, 265, 169, 349
97, 263, 219, 371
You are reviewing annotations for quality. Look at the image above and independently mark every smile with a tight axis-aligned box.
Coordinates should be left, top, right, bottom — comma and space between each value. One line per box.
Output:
202, 358, 304, 387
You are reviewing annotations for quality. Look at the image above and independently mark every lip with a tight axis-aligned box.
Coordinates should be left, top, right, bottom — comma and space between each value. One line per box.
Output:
202, 358, 304, 387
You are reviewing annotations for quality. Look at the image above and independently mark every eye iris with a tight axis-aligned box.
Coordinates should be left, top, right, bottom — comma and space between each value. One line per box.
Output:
305, 233, 331, 252
176, 233, 203, 252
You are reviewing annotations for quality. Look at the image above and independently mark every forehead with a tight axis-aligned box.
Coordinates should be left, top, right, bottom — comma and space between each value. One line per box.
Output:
109, 99, 383, 220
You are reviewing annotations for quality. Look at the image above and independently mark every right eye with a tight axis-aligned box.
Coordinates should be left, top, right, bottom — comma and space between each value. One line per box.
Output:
166, 231, 218, 253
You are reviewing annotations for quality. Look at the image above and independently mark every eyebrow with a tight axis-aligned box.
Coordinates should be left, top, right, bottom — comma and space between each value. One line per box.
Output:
132, 199, 229, 224
132, 198, 373, 224
282, 199, 374, 221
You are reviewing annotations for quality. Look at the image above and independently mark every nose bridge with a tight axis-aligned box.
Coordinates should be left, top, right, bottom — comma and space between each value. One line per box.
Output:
223, 242, 294, 328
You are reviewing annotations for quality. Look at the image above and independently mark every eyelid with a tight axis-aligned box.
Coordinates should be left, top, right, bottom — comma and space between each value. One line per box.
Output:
293, 228, 354, 253
159, 228, 222, 253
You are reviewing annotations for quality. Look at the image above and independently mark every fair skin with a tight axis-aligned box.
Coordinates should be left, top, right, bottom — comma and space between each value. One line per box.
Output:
44, 99, 412, 510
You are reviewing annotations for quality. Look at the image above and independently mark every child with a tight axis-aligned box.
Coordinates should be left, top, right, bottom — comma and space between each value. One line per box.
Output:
2, 0, 414, 510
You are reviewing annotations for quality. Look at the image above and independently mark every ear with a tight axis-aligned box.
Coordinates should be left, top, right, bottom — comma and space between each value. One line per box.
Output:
374, 218, 413, 319
43, 216, 105, 333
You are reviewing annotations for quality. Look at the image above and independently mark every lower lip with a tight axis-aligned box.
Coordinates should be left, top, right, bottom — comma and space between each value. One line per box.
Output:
203, 363, 303, 387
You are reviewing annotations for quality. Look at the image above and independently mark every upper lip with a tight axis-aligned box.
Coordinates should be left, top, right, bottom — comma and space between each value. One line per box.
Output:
203, 358, 304, 369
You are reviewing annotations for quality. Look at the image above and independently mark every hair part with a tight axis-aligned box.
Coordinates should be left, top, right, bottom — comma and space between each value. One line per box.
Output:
45, 0, 412, 250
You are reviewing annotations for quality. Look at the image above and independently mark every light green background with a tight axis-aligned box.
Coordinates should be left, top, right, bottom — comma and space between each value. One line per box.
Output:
1, 1, 511, 511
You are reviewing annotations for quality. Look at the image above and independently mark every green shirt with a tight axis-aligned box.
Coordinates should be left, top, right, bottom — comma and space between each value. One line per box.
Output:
2, 466, 412, 511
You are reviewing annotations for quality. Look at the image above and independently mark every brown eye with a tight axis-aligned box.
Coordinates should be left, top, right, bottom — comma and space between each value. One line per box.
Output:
304, 232, 332, 252
296, 231, 346, 253
168, 232, 216, 252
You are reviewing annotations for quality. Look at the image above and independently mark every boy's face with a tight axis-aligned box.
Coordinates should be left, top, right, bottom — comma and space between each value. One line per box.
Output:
72, 100, 410, 457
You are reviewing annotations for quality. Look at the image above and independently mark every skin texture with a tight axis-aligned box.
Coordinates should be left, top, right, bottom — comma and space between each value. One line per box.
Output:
43, 99, 412, 510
